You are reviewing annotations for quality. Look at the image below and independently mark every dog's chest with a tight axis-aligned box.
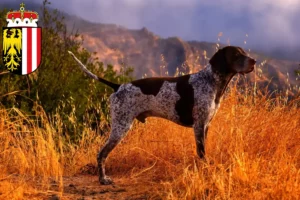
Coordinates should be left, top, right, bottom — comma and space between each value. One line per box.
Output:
189, 74, 219, 122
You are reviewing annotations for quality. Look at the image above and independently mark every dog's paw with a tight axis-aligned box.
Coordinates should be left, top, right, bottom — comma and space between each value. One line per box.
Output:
99, 176, 114, 185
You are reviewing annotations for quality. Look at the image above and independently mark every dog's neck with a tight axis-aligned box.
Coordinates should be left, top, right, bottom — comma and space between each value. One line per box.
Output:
203, 65, 236, 104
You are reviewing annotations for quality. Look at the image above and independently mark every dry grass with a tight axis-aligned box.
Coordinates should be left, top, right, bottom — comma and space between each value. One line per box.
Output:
0, 87, 299, 199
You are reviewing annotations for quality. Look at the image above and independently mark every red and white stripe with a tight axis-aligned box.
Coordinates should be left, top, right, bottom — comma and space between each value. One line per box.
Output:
21, 27, 41, 75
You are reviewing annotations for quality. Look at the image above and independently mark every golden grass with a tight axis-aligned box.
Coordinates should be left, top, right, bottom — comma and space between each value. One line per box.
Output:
0, 89, 299, 199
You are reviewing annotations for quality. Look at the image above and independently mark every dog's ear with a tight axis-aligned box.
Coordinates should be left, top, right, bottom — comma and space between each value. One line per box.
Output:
209, 48, 230, 73
209, 48, 226, 67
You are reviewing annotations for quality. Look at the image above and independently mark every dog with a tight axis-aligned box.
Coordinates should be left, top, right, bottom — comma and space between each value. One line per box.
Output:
68, 46, 256, 185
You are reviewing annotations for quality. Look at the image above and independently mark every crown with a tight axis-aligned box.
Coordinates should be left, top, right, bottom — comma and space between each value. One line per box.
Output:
6, 2, 39, 27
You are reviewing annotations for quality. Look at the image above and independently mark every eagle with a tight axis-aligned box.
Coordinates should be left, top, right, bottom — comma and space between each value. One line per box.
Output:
3, 28, 22, 71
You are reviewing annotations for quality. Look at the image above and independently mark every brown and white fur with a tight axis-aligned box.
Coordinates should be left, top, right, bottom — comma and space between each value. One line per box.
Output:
68, 46, 256, 185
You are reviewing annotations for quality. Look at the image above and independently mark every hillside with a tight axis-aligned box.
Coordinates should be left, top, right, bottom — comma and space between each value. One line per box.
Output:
0, 3, 299, 200
0, 1, 299, 95
64, 16, 299, 94
1, 90, 299, 199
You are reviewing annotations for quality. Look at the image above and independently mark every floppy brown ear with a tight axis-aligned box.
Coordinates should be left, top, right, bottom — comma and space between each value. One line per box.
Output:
209, 48, 226, 67
209, 48, 230, 73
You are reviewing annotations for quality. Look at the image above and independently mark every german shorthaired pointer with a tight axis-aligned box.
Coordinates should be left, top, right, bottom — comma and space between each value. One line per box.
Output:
68, 46, 256, 185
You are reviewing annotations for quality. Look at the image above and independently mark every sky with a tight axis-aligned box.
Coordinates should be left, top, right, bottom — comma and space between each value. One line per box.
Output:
4, 0, 300, 54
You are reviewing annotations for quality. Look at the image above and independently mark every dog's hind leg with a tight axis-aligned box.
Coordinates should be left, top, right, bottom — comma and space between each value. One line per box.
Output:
97, 117, 134, 185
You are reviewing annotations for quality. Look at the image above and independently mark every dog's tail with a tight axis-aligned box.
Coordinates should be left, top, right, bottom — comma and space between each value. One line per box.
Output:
68, 51, 120, 92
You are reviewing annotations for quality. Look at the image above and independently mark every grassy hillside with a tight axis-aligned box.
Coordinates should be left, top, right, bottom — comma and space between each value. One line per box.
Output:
0, 87, 299, 199
0, 1, 299, 199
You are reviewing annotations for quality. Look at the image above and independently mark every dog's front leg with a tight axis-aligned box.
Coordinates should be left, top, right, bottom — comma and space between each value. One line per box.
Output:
193, 123, 209, 159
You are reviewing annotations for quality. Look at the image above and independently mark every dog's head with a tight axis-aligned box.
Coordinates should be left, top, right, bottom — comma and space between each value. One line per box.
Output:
209, 46, 256, 75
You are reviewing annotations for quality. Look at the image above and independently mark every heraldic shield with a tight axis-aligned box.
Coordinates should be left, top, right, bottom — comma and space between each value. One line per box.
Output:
2, 3, 42, 75
3, 27, 42, 75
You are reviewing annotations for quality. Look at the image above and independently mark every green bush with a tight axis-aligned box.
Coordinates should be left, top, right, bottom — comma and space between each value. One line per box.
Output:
0, 0, 133, 141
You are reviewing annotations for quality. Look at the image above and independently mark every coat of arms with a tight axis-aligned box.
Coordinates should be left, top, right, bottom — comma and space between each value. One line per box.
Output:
2, 2, 42, 75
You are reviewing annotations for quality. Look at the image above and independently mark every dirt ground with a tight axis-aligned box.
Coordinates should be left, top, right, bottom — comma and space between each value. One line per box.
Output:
27, 174, 165, 200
